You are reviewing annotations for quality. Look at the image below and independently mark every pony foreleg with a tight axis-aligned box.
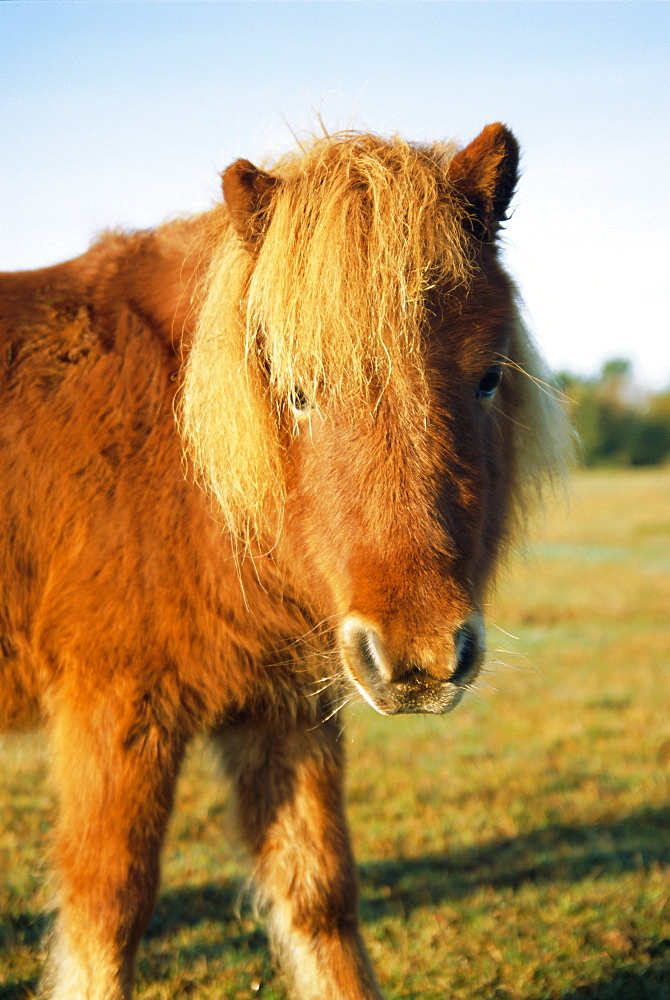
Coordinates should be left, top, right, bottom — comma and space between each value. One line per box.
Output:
43, 695, 183, 1000
218, 718, 384, 1000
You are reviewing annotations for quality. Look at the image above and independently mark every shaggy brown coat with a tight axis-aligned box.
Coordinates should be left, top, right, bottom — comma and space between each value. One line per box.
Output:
0, 124, 568, 1000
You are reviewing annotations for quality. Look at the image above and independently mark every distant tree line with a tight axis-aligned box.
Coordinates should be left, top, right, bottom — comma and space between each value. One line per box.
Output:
556, 359, 670, 467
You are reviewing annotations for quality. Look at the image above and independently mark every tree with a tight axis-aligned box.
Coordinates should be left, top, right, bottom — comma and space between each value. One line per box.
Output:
557, 361, 670, 467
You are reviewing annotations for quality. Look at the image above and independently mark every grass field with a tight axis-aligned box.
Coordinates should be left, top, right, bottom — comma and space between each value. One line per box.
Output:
1, 468, 669, 1000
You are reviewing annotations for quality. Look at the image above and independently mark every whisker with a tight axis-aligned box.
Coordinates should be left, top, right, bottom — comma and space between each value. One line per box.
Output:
309, 673, 341, 686
462, 688, 495, 711
488, 622, 523, 642
495, 353, 570, 402
309, 695, 352, 730
309, 677, 342, 698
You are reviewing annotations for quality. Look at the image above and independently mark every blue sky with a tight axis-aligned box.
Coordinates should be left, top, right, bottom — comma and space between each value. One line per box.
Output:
2, 2, 668, 387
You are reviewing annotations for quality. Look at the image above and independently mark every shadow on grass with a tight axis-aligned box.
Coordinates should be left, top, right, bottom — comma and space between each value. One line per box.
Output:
0, 912, 47, 1000
142, 804, 669, 995
2, 805, 667, 997
145, 881, 241, 940
143, 881, 273, 969
141, 805, 669, 936
0, 911, 48, 1000
554, 941, 670, 999
140, 803, 669, 939
358, 803, 670, 914
0, 912, 49, 950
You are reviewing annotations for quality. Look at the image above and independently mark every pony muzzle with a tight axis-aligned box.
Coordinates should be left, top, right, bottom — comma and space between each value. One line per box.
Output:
339, 613, 485, 716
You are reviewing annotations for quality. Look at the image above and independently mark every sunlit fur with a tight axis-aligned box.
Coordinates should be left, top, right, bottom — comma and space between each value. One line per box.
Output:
1, 125, 572, 1000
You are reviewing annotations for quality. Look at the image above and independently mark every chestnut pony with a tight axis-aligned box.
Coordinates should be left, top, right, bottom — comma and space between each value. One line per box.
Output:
0, 125, 567, 999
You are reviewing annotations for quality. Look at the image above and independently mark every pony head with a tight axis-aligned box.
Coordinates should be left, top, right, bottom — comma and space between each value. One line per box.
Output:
181, 125, 569, 715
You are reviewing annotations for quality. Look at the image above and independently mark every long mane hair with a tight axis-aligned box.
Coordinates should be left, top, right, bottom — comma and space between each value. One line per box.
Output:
181, 131, 569, 546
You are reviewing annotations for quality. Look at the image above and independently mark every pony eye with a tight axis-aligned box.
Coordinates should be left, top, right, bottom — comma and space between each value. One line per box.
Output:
289, 386, 311, 413
476, 366, 503, 400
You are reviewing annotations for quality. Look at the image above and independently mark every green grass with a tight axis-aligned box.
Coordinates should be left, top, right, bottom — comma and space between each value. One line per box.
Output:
2, 468, 669, 999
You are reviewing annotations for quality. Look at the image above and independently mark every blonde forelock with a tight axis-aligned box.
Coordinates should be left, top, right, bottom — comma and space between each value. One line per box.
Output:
249, 133, 472, 402
182, 133, 472, 543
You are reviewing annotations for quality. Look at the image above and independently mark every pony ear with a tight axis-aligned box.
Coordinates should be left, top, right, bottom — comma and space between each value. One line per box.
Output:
222, 158, 281, 247
448, 123, 519, 240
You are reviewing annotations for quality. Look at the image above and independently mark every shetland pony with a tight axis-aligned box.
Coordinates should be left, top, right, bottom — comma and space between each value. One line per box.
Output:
0, 124, 568, 1000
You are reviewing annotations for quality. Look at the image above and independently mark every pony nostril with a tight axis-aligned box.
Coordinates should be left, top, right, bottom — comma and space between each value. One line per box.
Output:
358, 630, 381, 678
341, 618, 390, 685
341, 615, 483, 710
452, 623, 482, 684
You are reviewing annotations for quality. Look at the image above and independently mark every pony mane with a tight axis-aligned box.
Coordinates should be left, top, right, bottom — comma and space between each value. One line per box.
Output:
181, 131, 569, 546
